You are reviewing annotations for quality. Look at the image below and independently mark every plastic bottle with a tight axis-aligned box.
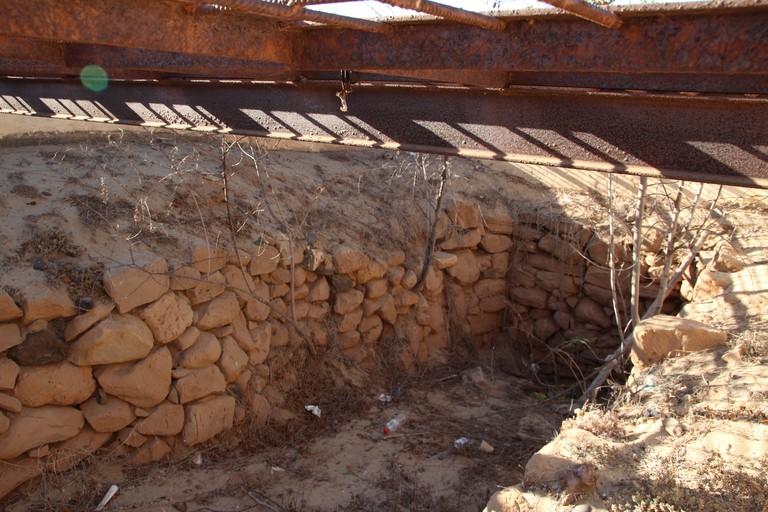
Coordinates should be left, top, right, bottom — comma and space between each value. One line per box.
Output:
383, 413, 406, 434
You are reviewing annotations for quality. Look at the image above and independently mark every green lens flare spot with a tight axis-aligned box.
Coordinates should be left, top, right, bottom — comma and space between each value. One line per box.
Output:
80, 65, 109, 92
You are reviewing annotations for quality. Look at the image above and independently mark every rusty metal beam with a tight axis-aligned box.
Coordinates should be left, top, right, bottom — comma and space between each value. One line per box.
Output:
0, 36, 64, 65
378, 0, 506, 30
2, 77, 766, 187
539, 0, 622, 28
184, 0, 392, 32
1, 0, 291, 63
294, 2, 768, 93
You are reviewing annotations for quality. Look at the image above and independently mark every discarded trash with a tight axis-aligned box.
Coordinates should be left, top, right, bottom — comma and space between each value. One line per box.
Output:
394, 387, 402, 398
378, 394, 393, 403
453, 437, 470, 450
305, 405, 321, 418
94, 484, 119, 511
478, 440, 495, 453
270, 466, 285, 474
530, 391, 548, 401
192, 452, 203, 466
383, 413, 406, 434
642, 404, 659, 418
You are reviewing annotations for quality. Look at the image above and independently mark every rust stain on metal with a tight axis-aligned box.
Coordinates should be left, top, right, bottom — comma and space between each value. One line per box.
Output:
1, 0, 291, 63
379, 0, 506, 30
539, 0, 622, 28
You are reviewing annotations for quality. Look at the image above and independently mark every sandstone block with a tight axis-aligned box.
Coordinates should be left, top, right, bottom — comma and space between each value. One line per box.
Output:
270, 322, 289, 347
475, 279, 506, 298
479, 296, 507, 313
525, 253, 582, 277
401, 269, 418, 290
0, 405, 84, 460
64, 302, 114, 341
584, 265, 631, 294
177, 331, 222, 369
535, 271, 578, 296
0, 294, 22, 322
537, 233, 581, 263
248, 323, 271, 365
484, 214, 515, 235
195, 291, 240, 330
118, 427, 148, 448
175, 326, 200, 351
222, 264, 256, 304
104, 257, 169, 314
170, 265, 201, 291
68, 314, 154, 366
333, 246, 369, 274
586, 235, 630, 265
334, 289, 364, 315
0, 324, 22, 353
365, 278, 388, 300
355, 260, 388, 283
378, 294, 397, 325
424, 265, 444, 296
218, 335, 248, 382
249, 243, 280, 275
307, 278, 330, 302
446, 202, 482, 229
81, 395, 136, 433
480, 234, 513, 254
554, 311, 575, 330
336, 308, 363, 333
0, 458, 41, 501
228, 247, 252, 267
136, 401, 184, 436
15, 362, 95, 407
95, 347, 172, 408
359, 314, 383, 344
445, 249, 480, 285
131, 437, 172, 465
631, 315, 728, 367
534, 316, 558, 340
511, 287, 548, 309
432, 251, 458, 270
468, 313, 500, 335
191, 244, 227, 274
245, 280, 271, 321
339, 330, 361, 349
0, 413, 8, 435
641, 226, 665, 253
574, 297, 611, 328
139, 292, 193, 344
46, 426, 112, 473
174, 365, 227, 404
182, 394, 235, 446
187, 270, 226, 305
0, 393, 21, 414
21, 284, 78, 323
248, 393, 271, 427
394, 290, 419, 308
0, 358, 19, 390
387, 266, 405, 286
440, 227, 482, 251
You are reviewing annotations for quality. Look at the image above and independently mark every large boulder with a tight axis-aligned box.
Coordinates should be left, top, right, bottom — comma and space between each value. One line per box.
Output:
69, 314, 154, 366
14, 362, 96, 407
104, 256, 170, 313
631, 315, 728, 368
0, 405, 84, 460
182, 394, 236, 446
95, 347, 173, 408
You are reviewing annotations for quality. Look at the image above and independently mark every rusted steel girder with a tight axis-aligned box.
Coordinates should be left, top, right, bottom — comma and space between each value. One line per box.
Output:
539, 0, 622, 28
295, 2, 768, 93
2, 78, 766, 188
1, 0, 291, 63
1, 1, 766, 92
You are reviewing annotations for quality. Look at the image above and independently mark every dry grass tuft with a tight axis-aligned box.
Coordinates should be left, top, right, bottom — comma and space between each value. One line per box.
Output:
561, 404, 625, 440
21, 228, 83, 259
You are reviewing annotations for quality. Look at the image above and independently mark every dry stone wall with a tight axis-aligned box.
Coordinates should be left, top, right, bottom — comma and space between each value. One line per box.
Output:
0, 201, 676, 498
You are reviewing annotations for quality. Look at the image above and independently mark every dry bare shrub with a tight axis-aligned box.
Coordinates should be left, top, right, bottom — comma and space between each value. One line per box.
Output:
561, 404, 624, 440
21, 228, 83, 258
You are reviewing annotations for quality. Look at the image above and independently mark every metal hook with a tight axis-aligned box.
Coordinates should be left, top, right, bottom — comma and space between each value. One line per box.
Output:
336, 69, 353, 112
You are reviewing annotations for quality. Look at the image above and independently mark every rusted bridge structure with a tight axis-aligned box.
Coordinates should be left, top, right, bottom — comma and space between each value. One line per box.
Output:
1, 0, 767, 186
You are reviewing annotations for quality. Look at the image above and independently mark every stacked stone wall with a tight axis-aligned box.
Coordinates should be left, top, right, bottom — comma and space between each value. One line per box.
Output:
0, 201, 677, 498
